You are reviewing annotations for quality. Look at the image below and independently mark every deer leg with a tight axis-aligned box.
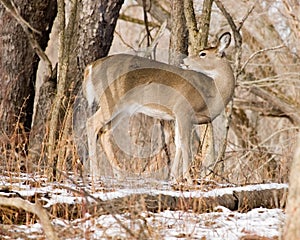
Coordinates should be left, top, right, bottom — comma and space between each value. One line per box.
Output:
170, 118, 193, 183
170, 119, 182, 181
99, 130, 124, 179
86, 109, 106, 178
99, 110, 132, 178
181, 123, 193, 184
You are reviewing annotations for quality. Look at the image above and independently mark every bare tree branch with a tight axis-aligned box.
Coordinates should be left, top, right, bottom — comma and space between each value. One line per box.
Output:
47, 0, 67, 180
240, 45, 286, 73
183, 0, 199, 55
47, 0, 78, 180
250, 86, 300, 126
214, 0, 242, 75
119, 13, 160, 27
143, 20, 167, 58
0, 0, 41, 34
198, 0, 213, 49
214, 0, 243, 56
142, 0, 151, 47
0, 197, 58, 240
237, 0, 258, 32
135, 0, 171, 29
114, 30, 136, 50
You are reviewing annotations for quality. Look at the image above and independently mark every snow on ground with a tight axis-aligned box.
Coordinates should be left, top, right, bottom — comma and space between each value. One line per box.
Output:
3, 207, 284, 239
75, 207, 284, 239
0, 172, 286, 239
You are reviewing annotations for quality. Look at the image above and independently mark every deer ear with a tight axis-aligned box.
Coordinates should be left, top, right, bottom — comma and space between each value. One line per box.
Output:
217, 32, 231, 56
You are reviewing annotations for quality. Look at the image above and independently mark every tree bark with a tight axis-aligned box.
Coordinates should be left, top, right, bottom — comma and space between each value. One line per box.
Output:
283, 134, 300, 239
25, 0, 123, 178
77, 0, 124, 69
0, 0, 57, 136
169, 0, 188, 65
73, 0, 124, 176
198, 0, 213, 49
46, 0, 77, 180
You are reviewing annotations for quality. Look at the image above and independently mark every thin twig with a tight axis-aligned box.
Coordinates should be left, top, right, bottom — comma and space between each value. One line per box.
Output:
240, 45, 285, 73
0, 0, 53, 77
214, 0, 238, 37
237, 0, 258, 32
213, 0, 244, 175
213, 102, 234, 174
23, 26, 53, 78
114, 30, 136, 51
142, 20, 167, 58
142, 0, 152, 47
214, 0, 243, 77
119, 13, 160, 27
56, 171, 138, 239
0, 0, 41, 34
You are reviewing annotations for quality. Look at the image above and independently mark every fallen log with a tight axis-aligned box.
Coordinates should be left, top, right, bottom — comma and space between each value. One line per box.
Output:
0, 183, 288, 223
95, 185, 287, 215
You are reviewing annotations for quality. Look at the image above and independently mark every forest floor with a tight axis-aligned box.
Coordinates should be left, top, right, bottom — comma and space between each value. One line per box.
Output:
0, 171, 287, 239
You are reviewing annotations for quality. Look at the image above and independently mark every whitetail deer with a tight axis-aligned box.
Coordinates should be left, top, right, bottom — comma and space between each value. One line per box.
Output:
83, 32, 235, 182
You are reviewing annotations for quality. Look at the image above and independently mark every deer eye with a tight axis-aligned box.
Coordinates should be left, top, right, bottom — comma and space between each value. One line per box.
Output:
199, 51, 206, 58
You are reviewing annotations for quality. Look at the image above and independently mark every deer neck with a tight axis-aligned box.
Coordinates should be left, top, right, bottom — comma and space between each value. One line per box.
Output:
208, 62, 235, 103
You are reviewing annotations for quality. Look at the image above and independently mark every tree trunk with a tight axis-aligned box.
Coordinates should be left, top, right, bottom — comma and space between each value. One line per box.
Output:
77, 0, 124, 68
0, 1, 56, 173
0, 0, 57, 136
72, 0, 124, 177
183, 0, 216, 179
26, 0, 123, 178
283, 134, 300, 239
169, 0, 188, 65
